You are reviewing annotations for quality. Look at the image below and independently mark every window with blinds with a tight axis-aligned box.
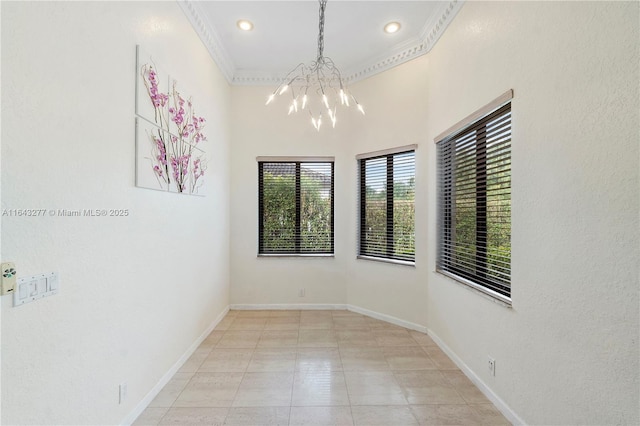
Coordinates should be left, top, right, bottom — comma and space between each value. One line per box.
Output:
258, 160, 334, 255
436, 101, 511, 302
358, 149, 415, 263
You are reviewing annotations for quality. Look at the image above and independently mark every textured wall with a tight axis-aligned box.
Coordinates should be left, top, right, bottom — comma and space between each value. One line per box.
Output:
422, 2, 639, 424
1, 2, 231, 424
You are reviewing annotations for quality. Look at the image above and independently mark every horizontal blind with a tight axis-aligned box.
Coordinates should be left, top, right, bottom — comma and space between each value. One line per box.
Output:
259, 161, 334, 254
437, 103, 511, 298
359, 150, 415, 262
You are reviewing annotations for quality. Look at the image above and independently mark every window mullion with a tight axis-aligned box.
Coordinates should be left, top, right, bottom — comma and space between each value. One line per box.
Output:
475, 127, 488, 280
295, 162, 301, 253
386, 155, 394, 257
258, 163, 265, 253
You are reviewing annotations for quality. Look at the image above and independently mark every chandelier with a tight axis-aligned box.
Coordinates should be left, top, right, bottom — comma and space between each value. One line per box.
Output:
265, 0, 364, 130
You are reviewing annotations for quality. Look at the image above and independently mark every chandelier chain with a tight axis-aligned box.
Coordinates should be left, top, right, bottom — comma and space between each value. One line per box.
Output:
317, 0, 327, 60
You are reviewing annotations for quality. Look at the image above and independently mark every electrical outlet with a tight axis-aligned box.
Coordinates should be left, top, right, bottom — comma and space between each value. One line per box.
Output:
488, 356, 496, 376
119, 383, 128, 404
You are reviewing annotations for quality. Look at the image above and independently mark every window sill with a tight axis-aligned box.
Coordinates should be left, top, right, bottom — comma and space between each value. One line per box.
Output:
435, 268, 512, 308
357, 255, 415, 267
258, 254, 335, 258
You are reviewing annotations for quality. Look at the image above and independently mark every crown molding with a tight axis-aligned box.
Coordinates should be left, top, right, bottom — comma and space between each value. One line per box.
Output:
178, 0, 235, 83
344, 0, 463, 85
180, 0, 464, 87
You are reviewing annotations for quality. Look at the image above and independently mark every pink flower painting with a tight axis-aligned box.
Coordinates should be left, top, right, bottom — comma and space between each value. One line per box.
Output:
137, 53, 207, 195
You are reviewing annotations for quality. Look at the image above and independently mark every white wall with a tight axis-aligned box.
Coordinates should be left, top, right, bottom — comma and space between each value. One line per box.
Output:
229, 1, 639, 424
342, 56, 430, 328
1, 2, 231, 424
230, 87, 351, 306
421, 2, 638, 424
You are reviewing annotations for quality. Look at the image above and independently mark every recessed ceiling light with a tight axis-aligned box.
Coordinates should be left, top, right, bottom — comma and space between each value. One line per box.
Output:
384, 22, 401, 34
237, 20, 254, 31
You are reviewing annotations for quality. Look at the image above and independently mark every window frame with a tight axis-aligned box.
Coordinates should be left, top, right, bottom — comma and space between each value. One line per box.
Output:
357, 145, 417, 265
257, 157, 335, 257
435, 91, 513, 304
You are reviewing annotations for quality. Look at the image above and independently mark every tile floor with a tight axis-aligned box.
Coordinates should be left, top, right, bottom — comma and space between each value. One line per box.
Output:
134, 310, 510, 426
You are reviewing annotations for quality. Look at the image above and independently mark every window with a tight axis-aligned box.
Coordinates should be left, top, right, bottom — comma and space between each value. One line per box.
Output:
258, 158, 334, 255
436, 92, 512, 302
358, 146, 416, 263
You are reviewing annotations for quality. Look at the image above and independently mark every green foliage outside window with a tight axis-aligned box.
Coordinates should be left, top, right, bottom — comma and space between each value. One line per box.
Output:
260, 165, 332, 254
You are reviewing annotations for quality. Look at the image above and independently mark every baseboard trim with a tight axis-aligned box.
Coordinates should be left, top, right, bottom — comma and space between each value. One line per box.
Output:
347, 304, 428, 333
121, 305, 230, 426
229, 303, 348, 310
427, 329, 525, 426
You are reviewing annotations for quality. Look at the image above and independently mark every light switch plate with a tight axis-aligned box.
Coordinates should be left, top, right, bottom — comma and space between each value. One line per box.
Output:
13, 272, 59, 306
1, 262, 17, 295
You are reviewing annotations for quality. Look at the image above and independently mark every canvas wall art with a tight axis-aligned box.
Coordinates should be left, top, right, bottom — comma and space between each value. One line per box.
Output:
135, 46, 207, 196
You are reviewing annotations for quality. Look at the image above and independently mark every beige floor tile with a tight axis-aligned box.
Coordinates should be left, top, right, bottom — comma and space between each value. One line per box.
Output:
147, 310, 508, 426
365, 318, 407, 331
300, 317, 334, 330
372, 329, 418, 346
289, 406, 354, 426
217, 331, 262, 348
159, 407, 228, 425
215, 318, 235, 331
234, 310, 272, 318
394, 371, 465, 405
269, 310, 302, 318
410, 404, 481, 425
149, 373, 194, 407
344, 371, 407, 406
223, 407, 290, 425
333, 316, 369, 329
351, 406, 418, 425
336, 329, 378, 347
173, 372, 244, 408
331, 310, 363, 318
178, 348, 212, 373
199, 331, 226, 349
247, 348, 297, 372
228, 317, 268, 331
300, 310, 334, 318
296, 348, 343, 372
133, 407, 169, 425
409, 331, 438, 347
199, 348, 253, 373
232, 372, 294, 407
298, 329, 338, 347
292, 371, 350, 406
340, 347, 390, 371
265, 316, 301, 330
383, 346, 437, 370
441, 370, 490, 404
258, 330, 299, 348
423, 346, 460, 370
469, 404, 511, 425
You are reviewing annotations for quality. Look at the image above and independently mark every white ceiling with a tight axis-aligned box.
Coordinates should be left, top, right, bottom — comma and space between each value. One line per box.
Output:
179, 0, 463, 85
